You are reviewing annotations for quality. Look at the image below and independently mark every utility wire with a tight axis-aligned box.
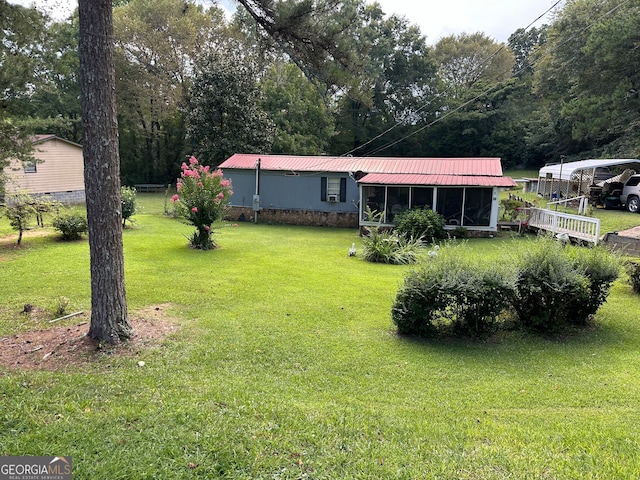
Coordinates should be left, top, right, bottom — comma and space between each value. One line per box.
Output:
339, 0, 565, 158
361, 0, 630, 158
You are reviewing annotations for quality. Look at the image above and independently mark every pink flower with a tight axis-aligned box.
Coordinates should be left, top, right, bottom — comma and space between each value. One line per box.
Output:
191, 207, 198, 213
205, 225, 210, 231
214, 198, 220, 205
202, 165, 210, 172
176, 182, 182, 191
220, 179, 231, 188
217, 192, 224, 199
181, 162, 188, 170
189, 156, 198, 165
171, 194, 179, 202
233, 224, 238, 227
197, 182, 203, 188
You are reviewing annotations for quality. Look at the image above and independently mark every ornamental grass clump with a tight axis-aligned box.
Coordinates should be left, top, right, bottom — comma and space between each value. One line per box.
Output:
171, 156, 233, 250
361, 208, 424, 264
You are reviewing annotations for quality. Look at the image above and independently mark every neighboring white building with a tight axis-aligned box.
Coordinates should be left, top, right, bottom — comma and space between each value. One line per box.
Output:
3, 135, 85, 203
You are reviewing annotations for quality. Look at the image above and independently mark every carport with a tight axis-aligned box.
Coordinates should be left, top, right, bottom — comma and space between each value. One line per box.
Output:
537, 158, 640, 199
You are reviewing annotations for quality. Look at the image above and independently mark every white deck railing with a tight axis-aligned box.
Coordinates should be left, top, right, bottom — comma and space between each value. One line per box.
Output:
527, 208, 601, 245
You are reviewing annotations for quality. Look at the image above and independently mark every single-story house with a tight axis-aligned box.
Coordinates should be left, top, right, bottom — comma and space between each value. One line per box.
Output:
2, 135, 85, 203
218, 154, 517, 232
537, 158, 640, 198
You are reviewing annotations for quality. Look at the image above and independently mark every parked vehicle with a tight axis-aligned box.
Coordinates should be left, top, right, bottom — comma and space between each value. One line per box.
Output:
620, 175, 640, 213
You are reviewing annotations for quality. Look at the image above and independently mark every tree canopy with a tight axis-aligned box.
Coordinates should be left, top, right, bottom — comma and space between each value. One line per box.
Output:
2, 0, 639, 179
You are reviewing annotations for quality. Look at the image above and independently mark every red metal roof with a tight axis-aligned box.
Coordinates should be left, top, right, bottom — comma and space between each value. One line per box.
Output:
220, 154, 505, 176
359, 173, 518, 187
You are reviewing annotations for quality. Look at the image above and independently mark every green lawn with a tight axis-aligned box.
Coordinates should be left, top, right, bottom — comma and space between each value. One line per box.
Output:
1, 195, 640, 479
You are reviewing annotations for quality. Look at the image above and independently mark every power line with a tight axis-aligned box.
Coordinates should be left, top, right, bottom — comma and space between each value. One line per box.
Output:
359, 0, 631, 158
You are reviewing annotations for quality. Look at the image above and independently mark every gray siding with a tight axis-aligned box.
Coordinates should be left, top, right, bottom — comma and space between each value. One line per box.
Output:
224, 169, 360, 214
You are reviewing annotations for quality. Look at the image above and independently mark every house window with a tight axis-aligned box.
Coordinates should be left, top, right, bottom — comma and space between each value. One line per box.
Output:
321, 177, 347, 202
23, 160, 37, 173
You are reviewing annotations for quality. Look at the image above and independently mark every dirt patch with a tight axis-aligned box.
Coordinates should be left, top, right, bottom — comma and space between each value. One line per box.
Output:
0, 304, 179, 371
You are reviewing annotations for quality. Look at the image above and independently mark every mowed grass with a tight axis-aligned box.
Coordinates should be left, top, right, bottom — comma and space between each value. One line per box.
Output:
1, 195, 640, 479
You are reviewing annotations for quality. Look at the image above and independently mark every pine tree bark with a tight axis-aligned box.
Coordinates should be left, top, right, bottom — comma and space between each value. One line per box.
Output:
78, 0, 132, 344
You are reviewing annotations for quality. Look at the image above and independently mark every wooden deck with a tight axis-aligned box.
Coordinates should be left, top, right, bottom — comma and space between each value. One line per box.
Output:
527, 208, 601, 245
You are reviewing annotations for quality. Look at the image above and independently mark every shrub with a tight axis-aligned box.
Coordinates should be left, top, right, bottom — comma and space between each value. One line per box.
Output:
510, 239, 619, 332
171, 156, 233, 250
394, 207, 446, 241
53, 211, 88, 240
626, 260, 640, 294
391, 243, 514, 337
566, 247, 621, 324
121, 186, 138, 227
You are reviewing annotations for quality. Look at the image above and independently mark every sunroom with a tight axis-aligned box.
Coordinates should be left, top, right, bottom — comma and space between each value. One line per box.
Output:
358, 173, 516, 232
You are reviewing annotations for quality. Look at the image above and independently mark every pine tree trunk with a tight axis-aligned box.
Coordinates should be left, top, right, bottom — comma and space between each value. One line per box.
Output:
78, 0, 132, 344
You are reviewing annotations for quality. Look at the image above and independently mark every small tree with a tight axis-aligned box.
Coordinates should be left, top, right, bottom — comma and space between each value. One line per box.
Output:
120, 186, 137, 227
4, 192, 36, 245
171, 156, 233, 250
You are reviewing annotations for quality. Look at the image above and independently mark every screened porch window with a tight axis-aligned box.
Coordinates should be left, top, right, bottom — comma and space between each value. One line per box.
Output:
386, 186, 409, 222
411, 187, 433, 209
363, 185, 385, 221
463, 188, 492, 226
436, 188, 463, 226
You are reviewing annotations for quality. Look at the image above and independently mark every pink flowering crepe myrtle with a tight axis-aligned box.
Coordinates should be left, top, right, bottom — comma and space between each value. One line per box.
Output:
170, 156, 233, 250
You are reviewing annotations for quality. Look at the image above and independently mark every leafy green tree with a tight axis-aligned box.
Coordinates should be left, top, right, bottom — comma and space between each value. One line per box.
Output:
260, 63, 335, 154
185, 50, 274, 166
0, 1, 44, 181
508, 26, 546, 77
235, 0, 362, 90
113, 0, 229, 184
330, 4, 439, 156
533, 0, 640, 159
433, 32, 515, 99
27, 13, 83, 143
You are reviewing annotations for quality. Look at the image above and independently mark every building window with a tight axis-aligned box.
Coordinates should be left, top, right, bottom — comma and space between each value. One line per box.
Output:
321, 177, 347, 202
23, 160, 37, 173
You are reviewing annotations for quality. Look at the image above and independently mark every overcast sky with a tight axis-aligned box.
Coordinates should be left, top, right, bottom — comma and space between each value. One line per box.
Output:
10, 0, 560, 44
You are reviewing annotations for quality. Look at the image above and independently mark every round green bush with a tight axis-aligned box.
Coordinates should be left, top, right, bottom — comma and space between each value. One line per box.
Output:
391, 244, 514, 337
52, 211, 88, 240
394, 208, 446, 241
511, 239, 619, 332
